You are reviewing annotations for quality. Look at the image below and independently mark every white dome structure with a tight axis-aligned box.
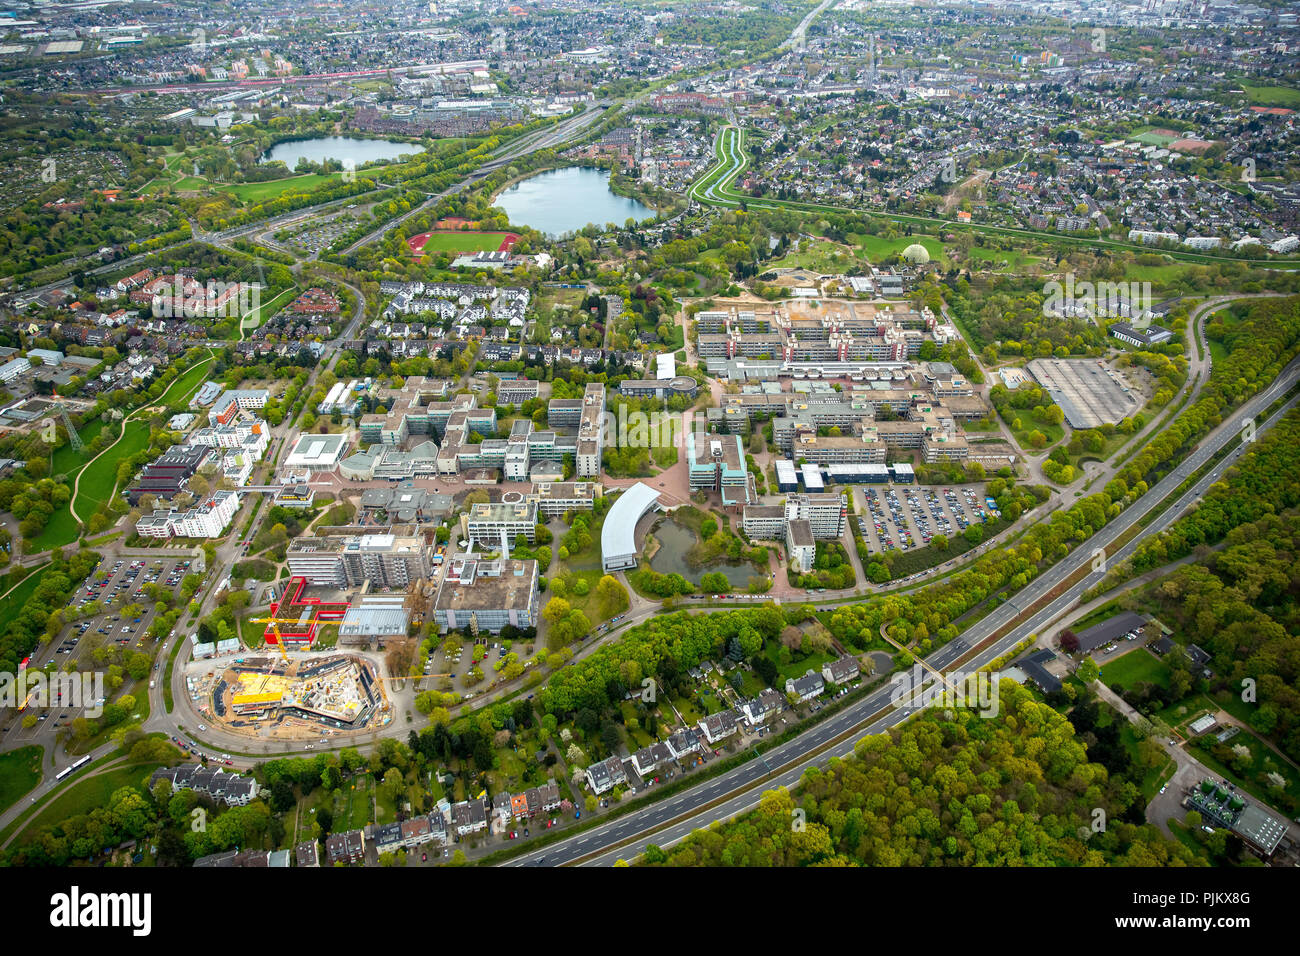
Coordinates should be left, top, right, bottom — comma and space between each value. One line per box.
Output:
902, 243, 931, 265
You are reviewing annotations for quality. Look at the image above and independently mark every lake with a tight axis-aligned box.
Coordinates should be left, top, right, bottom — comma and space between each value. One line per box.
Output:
494, 166, 656, 237
647, 519, 756, 588
263, 136, 424, 170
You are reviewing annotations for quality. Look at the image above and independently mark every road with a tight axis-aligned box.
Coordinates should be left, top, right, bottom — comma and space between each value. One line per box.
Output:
781, 0, 836, 51
502, 352, 1300, 866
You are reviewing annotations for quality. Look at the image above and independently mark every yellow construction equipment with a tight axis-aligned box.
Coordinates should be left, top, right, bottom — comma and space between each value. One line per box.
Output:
249, 615, 306, 662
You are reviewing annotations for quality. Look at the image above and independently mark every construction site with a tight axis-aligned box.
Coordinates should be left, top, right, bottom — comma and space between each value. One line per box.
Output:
204, 654, 391, 739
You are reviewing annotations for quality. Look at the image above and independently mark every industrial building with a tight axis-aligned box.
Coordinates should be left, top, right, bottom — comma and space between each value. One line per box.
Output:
617, 376, 700, 400
1186, 779, 1289, 858
338, 595, 411, 648
432, 556, 540, 634
127, 444, 212, 504
286, 530, 433, 589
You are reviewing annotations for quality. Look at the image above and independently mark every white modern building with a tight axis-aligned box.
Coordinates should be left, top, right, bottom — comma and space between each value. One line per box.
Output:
283, 432, 350, 473
600, 482, 662, 572
0, 357, 30, 383
134, 490, 240, 539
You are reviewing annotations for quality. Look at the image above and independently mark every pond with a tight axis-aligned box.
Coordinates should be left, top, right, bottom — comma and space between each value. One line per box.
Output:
647, 519, 757, 588
493, 166, 656, 237
263, 136, 425, 170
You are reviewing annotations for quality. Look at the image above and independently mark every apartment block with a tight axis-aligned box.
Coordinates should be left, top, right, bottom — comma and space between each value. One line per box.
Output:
576, 382, 606, 478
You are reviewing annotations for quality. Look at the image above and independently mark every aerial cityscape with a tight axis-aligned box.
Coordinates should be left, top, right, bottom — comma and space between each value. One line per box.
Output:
0, 0, 1297, 908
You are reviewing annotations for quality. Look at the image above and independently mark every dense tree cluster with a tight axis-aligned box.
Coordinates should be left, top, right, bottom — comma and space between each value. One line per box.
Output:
645, 682, 1202, 867
538, 606, 785, 716
0, 549, 99, 675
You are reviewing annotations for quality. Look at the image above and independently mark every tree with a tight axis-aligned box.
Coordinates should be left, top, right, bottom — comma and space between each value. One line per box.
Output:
1077, 657, 1100, 683
594, 575, 630, 618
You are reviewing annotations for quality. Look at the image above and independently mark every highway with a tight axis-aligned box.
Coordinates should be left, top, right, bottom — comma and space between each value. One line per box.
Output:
503, 350, 1300, 866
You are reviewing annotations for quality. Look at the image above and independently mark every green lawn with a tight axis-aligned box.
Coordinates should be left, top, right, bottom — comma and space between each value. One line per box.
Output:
770, 238, 862, 274
765, 641, 836, 683
73, 421, 152, 515
967, 245, 1041, 272
154, 353, 216, 409
17, 761, 163, 844
671, 695, 703, 728
851, 233, 945, 262
1241, 84, 1300, 108
416, 231, 512, 253
223, 173, 343, 203
29, 508, 81, 551
50, 417, 108, 479
340, 774, 374, 830
0, 746, 44, 813
1098, 648, 1171, 692
995, 402, 1066, 450
0, 565, 49, 623
1117, 261, 1192, 284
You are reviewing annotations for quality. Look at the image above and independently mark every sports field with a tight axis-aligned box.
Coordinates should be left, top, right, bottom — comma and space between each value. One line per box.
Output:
407, 230, 518, 255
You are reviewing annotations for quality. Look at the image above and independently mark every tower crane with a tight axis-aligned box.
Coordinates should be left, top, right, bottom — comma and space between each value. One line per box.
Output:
249, 615, 307, 663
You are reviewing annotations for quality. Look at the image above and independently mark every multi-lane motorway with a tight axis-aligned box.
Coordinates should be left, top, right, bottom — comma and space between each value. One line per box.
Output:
504, 351, 1300, 867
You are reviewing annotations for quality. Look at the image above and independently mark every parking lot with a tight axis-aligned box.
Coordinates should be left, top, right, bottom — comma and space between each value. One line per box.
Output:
855, 484, 999, 553
1026, 357, 1139, 429
10, 556, 191, 737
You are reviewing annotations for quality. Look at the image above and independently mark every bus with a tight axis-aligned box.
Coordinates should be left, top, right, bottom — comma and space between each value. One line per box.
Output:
53, 755, 91, 782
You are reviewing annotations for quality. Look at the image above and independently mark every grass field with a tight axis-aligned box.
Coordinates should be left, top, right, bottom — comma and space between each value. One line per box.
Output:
852, 233, 945, 262
29, 508, 81, 552
69, 353, 215, 522
223, 173, 343, 203
415, 231, 513, 253
74, 422, 151, 515
50, 417, 108, 479
0, 746, 43, 813
17, 761, 163, 844
1241, 85, 1300, 108
1098, 648, 1171, 692
994, 402, 1066, 451
1130, 129, 1180, 146
967, 245, 1042, 272
0, 565, 48, 624
770, 237, 862, 274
